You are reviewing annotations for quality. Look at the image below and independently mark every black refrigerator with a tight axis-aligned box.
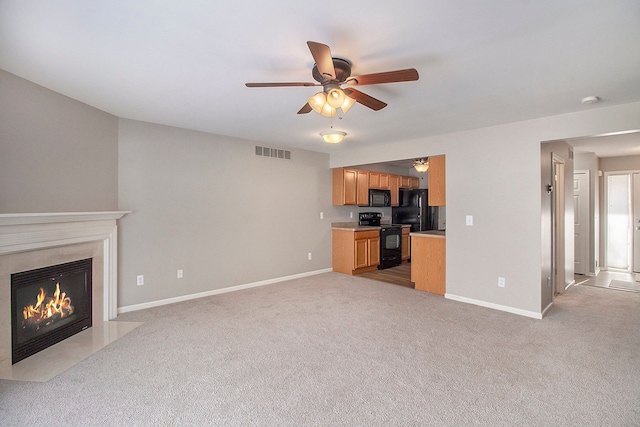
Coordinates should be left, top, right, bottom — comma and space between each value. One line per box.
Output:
391, 189, 439, 232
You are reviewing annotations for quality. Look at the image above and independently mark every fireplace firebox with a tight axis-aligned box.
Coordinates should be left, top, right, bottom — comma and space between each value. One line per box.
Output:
11, 258, 92, 364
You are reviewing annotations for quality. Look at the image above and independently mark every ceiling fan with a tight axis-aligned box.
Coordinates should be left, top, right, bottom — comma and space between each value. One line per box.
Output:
245, 41, 419, 116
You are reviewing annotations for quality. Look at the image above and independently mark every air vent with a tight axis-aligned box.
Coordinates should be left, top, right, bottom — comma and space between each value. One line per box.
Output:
255, 146, 291, 160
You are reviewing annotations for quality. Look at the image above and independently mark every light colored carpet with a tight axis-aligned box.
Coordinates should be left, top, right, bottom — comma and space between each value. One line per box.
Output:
609, 280, 640, 292
1, 272, 639, 426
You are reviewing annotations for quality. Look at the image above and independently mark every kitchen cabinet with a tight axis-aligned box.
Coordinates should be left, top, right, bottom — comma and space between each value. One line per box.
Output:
332, 229, 380, 274
369, 172, 390, 190
332, 168, 369, 206
400, 176, 420, 189
390, 175, 400, 206
428, 155, 446, 206
411, 233, 445, 295
401, 227, 410, 261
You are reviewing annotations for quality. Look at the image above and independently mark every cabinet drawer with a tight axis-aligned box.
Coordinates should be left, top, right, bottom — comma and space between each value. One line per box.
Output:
354, 230, 380, 240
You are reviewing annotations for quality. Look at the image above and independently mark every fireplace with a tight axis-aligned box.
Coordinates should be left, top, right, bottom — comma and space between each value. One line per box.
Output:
11, 258, 92, 364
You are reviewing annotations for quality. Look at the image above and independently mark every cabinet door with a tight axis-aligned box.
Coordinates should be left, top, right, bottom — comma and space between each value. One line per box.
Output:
343, 169, 358, 205
379, 173, 390, 190
390, 175, 400, 206
368, 237, 380, 266
357, 170, 369, 205
400, 176, 411, 188
369, 172, 380, 188
354, 238, 369, 269
401, 229, 410, 260
428, 156, 446, 206
409, 177, 420, 189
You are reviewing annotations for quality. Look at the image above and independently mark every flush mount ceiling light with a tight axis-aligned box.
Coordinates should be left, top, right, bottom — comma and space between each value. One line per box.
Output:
413, 158, 429, 173
581, 95, 600, 104
320, 129, 347, 144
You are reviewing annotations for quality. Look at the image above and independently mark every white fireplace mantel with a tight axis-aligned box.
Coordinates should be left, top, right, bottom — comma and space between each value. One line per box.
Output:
0, 211, 130, 320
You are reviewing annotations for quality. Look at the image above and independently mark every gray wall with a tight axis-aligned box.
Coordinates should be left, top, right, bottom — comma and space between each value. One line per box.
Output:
117, 119, 337, 307
0, 69, 118, 213
330, 101, 640, 316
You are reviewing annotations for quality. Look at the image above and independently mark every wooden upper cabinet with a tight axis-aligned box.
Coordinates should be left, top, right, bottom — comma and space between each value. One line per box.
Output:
428, 155, 446, 206
356, 170, 369, 205
390, 175, 400, 206
399, 176, 419, 189
369, 172, 390, 189
333, 168, 370, 206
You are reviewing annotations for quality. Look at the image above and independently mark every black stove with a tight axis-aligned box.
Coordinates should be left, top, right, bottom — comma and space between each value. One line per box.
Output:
359, 213, 402, 270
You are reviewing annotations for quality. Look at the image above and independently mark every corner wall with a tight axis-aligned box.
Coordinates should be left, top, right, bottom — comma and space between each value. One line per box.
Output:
0, 69, 118, 213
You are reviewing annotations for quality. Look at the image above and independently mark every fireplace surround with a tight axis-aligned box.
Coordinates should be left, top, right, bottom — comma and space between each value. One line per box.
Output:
0, 211, 131, 377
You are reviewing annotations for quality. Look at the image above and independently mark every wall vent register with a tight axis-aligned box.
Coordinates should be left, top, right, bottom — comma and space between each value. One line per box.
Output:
255, 146, 291, 160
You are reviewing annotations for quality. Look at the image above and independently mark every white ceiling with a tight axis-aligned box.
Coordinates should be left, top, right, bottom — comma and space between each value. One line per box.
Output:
1, 1, 639, 157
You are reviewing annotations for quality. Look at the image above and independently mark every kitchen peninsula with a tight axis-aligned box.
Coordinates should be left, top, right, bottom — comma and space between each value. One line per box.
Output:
410, 230, 446, 295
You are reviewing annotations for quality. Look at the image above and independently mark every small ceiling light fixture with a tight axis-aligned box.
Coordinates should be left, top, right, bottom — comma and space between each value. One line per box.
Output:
320, 129, 347, 144
413, 158, 429, 173
581, 95, 600, 104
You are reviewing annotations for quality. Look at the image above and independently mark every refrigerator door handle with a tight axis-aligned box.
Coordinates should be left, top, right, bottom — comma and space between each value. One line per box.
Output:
418, 195, 422, 209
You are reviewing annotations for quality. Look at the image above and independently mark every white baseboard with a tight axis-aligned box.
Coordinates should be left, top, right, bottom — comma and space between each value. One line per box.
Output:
118, 268, 332, 314
541, 301, 554, 317
565, 280, 575, 291
444, 293, 543, 319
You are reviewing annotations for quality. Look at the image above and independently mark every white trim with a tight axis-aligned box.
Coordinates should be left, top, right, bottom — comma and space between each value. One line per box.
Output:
444, 293, 543, 319
118, 268, 332, 314
565, 279, 576, 291
0, 211, 130, 321
541, 301, 554, 317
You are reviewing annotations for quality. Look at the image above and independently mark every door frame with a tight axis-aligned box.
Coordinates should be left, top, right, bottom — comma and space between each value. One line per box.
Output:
603, 170, 635, 272
551, 154, 566, 295
573, 170, 590, 275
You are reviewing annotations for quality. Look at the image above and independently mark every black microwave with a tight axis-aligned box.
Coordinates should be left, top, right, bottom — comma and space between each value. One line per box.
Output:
368, 189, 391, 207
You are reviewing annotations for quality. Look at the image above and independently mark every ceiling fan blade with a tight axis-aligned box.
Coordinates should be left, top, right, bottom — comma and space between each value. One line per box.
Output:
245, 82, 318, 88
347, 68, 419, 86
307, 41, 336, 81
297, 103, 312, 114
344, 88, 387, 111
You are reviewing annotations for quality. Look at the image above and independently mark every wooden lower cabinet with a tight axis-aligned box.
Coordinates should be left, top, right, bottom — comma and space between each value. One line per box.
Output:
401, 227, 410, 261
411, 234, 445, 295
333, 229, 380, 275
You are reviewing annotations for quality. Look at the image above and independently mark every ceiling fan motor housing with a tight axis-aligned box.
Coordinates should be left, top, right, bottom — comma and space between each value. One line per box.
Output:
312, 58, 352, 84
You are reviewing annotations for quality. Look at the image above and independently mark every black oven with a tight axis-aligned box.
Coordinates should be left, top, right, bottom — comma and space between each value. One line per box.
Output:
379, 226, 402, 269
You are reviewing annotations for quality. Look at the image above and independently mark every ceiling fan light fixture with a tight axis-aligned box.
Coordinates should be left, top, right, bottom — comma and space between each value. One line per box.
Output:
308, 92, 326, 113
320, 130, 346, 144
319, 103, 337, 117
326, 88, 346, 108
413, 158, 429, 173
340, 95, 356, 113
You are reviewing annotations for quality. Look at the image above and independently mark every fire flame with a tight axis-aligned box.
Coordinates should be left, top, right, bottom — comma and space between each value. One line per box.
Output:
22, 282, 74, 328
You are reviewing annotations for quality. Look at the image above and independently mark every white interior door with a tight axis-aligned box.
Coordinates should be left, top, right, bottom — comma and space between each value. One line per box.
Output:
607, 174, 631, 271
574, 171, 589, 274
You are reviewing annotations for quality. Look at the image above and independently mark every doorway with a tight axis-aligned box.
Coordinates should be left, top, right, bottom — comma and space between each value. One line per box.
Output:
604, 171, 640, 273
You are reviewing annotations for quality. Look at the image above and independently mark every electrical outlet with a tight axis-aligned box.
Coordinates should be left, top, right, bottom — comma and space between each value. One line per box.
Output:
177, 269, 183, 279
466, 215, 474, 226
320, 212, 324, 219
308, 252, 312, 260
498, 277, 506, 288
137, 275, 144, 286
350, 212, 353, 219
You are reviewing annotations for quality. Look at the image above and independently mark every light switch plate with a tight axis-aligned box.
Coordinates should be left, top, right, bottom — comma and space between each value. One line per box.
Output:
466, 215, 473, 226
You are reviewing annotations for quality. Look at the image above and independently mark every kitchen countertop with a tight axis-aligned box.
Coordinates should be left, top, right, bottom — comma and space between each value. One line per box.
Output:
410, 230, 446, 238
331, 222, 411, 231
